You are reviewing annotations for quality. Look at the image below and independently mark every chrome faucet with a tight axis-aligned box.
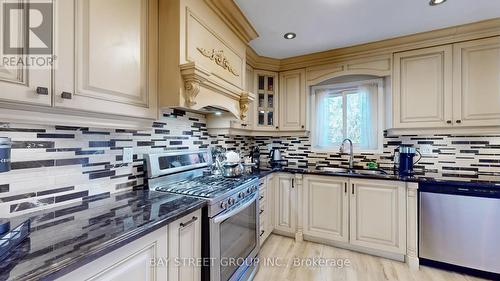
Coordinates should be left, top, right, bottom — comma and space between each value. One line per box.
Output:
339, 138, 354, 170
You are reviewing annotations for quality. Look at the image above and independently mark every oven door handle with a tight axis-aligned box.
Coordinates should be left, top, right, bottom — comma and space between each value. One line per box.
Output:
213, 193, 258, 224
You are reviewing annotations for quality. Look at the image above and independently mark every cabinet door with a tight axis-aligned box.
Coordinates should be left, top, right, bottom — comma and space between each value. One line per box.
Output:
453, 37, 500, 126
244, 64, 254, 129
0, 0, 51, 106
58, 226, 168, 281
279, 69, 306, 131
54, 0, 157, 119
349, 179, 406, 254
168, 210, 202, 281
274, 173, 296, 235
254, 71, 279, 131
258, 178, 268, 245
393, 45, 453, 128
303, 176, 349, 243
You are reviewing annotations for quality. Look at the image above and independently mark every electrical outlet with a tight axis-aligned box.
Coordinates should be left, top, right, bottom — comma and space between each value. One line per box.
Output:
419, 144, 433, 155
123, 147, 133, 163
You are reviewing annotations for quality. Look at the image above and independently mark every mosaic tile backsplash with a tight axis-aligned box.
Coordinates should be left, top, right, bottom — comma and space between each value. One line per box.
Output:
0, 109, 252, 217
1, 107, 499, 217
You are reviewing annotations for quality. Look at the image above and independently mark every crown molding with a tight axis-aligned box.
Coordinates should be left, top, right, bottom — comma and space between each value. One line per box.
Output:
204, 0, 259, 43
246, 18, 500, 71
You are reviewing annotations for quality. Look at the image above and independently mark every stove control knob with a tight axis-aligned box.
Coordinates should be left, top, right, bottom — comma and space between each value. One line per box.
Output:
238, 192, 245, 198
220, 201, 228, 209
252, 186, 258, 192
246, 188, 251, 194
228, 198, 236, 206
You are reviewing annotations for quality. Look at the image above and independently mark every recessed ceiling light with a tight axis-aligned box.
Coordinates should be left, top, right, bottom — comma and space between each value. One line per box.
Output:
429, 0, 446, 6
284, 32, 296, 40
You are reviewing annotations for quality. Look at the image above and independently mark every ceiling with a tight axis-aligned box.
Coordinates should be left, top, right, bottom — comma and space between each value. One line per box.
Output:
235, 0, 500, 59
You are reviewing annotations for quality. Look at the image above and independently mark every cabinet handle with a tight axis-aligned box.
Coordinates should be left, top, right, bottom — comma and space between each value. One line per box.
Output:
180, 216, 198, 228
36, 87, 49, 95
61, 92, 73, 99
352, 184, 355, 195
344, 182, 347, 193
456, 120, 462, 124
291, 178, 295, 188
259, 195, 264, 201
446, 120, 452, 124
260, 209, 264, 215
241, 124, 248, 127
260, 230, 265, 237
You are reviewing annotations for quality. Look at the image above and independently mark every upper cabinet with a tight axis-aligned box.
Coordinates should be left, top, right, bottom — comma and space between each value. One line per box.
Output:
279, 69, 306, 131
393, 45, 453, 128
392, 36, 500, 129
254, 70, 279, 130
55, 0, 158, 119
159, 0, 257, 120
453, 37, 500, 127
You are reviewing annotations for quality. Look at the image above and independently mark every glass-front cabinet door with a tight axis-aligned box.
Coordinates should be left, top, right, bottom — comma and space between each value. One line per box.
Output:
254, 71, 279, 130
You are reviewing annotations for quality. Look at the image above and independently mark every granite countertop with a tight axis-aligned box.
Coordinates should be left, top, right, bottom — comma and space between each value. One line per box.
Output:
253, 168, 500, 188
0, 189, 206, 281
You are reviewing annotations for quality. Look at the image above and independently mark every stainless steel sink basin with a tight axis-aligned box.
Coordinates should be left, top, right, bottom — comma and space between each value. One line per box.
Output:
316, 167, 350, 173
316, 167, 388, 176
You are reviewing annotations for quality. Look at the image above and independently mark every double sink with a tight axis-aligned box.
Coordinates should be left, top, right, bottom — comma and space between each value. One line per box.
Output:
316, 166, 391, 176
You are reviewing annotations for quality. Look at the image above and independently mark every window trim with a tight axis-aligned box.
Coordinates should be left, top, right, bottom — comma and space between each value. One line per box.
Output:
310, 78, 385, 154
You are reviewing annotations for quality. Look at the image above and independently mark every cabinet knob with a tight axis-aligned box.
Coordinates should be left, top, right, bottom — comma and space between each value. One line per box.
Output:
301, 125, 305, 129
276, 126, 279, 129
456, 120, 462, 124
446, 120, 452, 124
61, 92, 73, 99
36, 87, 48, 95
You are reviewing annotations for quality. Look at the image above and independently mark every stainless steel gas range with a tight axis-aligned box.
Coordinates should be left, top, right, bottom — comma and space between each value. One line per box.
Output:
145, 150, 260, 281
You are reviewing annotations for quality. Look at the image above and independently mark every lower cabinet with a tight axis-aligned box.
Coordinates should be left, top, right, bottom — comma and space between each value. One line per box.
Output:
350, 179, 406, 254
57, 210, 201, 281
258, 175, 273, 245
302, 175, 406, 256
273, 173, 297, 236
303, 176, 349, 243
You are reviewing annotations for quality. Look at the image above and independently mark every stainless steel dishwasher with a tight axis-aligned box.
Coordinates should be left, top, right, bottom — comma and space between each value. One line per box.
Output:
419, 182, 500, 278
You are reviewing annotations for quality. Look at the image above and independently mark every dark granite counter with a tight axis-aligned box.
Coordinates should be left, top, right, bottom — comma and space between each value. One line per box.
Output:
253, 168, 500, 189
0, 189, 206, 281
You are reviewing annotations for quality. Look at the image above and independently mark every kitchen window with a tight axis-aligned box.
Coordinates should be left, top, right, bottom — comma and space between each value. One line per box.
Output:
311, 79, 384, 153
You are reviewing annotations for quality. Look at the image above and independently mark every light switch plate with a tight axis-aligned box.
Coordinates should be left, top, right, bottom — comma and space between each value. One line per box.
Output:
123, 147, 133, 163
419, 144, 433, 155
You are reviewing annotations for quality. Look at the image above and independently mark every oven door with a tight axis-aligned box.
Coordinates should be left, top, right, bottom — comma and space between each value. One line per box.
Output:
210, 193, 259, 281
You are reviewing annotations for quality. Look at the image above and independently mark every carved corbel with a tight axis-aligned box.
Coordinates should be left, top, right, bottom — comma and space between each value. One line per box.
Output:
184, 80, 201, 107
239, 91, 250, 120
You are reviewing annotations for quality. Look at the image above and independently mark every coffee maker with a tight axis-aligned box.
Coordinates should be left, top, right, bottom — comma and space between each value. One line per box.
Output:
397, 145, 420, 177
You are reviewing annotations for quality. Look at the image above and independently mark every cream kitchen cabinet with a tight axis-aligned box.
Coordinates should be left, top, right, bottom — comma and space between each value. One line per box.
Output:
303, 175, 349, 243
55, 0, 158, 119
258, 175, 273, 245
58, 210, 201, 281
393, 36, 500, 129
349, 178, 406, 255
279, 69, 307, 131
168, 210, 202, 281
393, 45, 453, 128
254, 70, 279, 130
273, 173, 297, 236
453, 36, 500, 127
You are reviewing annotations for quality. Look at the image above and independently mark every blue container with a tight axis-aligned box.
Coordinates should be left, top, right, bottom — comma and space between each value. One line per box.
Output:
398, 146, 416, 177
0, 137, 11, 173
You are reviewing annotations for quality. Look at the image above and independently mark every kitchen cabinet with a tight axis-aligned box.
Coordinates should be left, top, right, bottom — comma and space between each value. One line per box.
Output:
258, 175, 273, 245
273, 173, 297, 236
168, 210, 202, 281
55, 0, 158, 119
57, 210, 201, 281
254, 71, 279, 130
349, 178, 406, 254
279, 69, 307, 131
393, 36, 500, 129
453, 36, 500, 127
393, 45, 453, 128
303, 175, 349, 243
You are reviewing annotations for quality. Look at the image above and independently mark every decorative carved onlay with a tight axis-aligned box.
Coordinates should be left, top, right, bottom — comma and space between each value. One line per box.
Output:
197, 47, 239, 77
239, 91, 250, 120
184, 80, 201, 107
